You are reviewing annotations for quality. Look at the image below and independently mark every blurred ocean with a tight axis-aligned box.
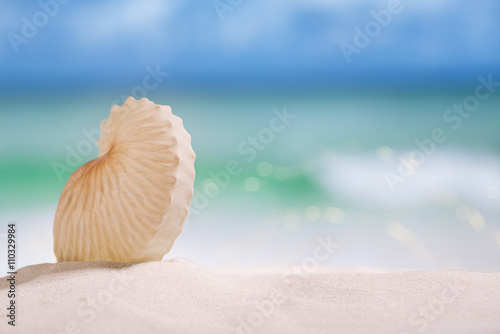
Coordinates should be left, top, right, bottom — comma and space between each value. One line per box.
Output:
1, 90, 499, 270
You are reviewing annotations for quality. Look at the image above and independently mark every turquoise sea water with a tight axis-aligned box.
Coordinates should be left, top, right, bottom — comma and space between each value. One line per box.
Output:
1, 90, 499, 270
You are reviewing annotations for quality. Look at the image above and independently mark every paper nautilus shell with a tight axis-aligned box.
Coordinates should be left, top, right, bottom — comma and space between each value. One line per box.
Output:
53, 97, 195, 262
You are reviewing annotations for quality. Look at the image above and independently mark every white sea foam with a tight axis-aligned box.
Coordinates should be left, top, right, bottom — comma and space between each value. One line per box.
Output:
316, 149, 500, 213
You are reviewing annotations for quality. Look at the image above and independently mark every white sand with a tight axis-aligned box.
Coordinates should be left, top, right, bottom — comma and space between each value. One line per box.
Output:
1, 258, 499, 334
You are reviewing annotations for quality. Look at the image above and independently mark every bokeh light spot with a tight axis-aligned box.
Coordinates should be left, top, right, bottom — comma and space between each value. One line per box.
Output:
244, 177, 260, 192
257, 161, 274, 177
386, 222, 416, 246
376, 146, 394, 162
325, 207, 345, 224
304, 205, 321, 222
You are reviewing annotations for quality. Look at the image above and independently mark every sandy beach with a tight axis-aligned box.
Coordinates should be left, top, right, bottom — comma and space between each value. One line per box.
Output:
1, 258, 499, 334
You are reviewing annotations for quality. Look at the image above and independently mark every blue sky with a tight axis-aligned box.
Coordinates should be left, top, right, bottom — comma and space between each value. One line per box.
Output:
1, 0, 499, 91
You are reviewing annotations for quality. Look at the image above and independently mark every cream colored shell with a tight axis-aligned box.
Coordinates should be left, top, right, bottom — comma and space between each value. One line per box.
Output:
53, 97, 195, 262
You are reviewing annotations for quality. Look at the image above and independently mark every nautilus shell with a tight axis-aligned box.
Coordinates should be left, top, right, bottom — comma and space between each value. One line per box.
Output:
53, 97, 195, 262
